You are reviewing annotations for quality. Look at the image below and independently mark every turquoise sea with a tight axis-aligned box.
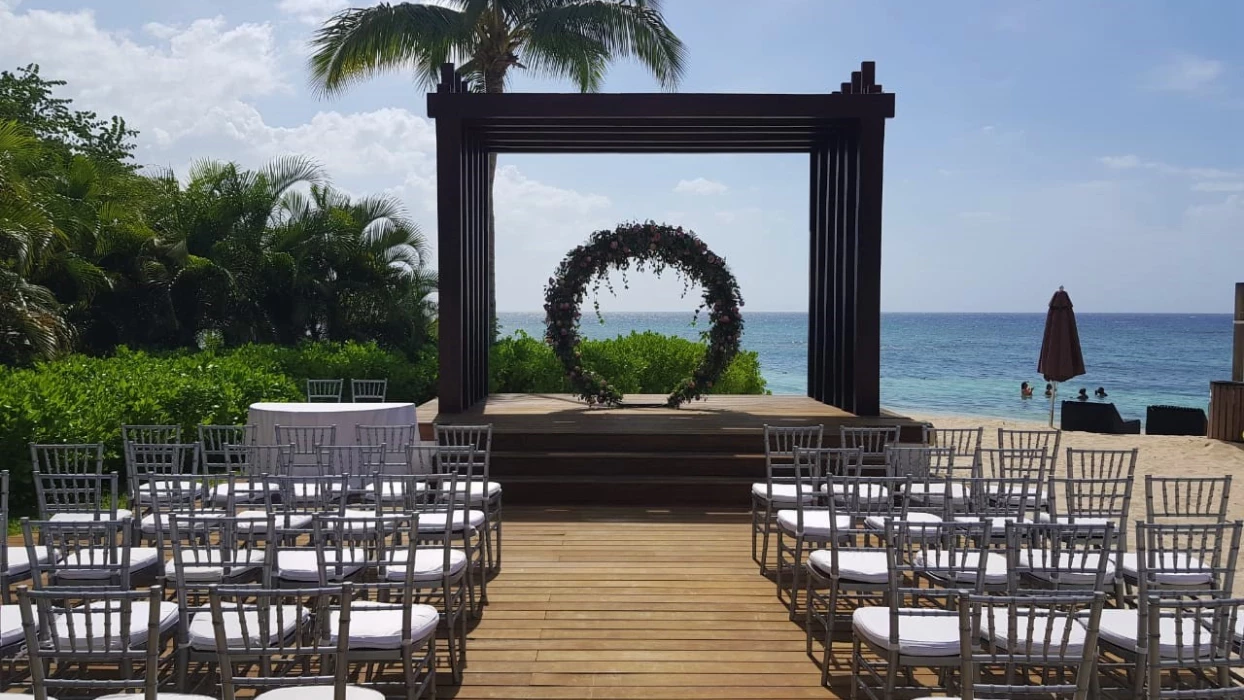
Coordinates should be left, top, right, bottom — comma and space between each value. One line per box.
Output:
497, 312, 1234, 422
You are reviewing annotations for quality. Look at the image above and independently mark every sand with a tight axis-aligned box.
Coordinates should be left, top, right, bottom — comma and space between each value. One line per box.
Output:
911, 410, 1244, 590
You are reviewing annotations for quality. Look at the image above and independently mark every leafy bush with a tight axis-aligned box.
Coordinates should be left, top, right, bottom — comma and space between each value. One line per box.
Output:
491, 331, 767, 396
0, 341, 437, 515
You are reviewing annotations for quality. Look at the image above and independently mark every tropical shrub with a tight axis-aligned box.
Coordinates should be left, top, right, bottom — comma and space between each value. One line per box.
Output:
491, 331, 767, 396
0, 341, 437, 514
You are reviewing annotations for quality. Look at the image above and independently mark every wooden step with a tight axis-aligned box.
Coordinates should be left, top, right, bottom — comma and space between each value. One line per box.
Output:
491, 451, 764, 479
498, 475, 753, 507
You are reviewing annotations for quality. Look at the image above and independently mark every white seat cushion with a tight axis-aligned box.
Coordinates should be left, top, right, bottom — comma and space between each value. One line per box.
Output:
186, 605, 304, 650
852, 606, 960, 656
751, 482, 817, 504
165, 549, 266, 582
210, 480, 276, 505
99, 694, 216, 700
363, 480, 427, 501
49, 510, 133, 522
984, 607, 1088, 656
864, 512, 943, 532
387, 548, 469, 582
1016, 549, 1114, 584
807, 549, 889, 583
52, 600, 178, 649
448, 480, 502, 502
328, 601, 439, 650
237, 510, 312, 531
913, 550, 1008, 585
277, 549, 367, 582
0, 605, 22, 647
776, 509, 851, 538
59, 547, 159, 579
953, 515, 1032, 532
904, 482, 968, 503
1094, 608, 1216, 657
1119, 552, 1213, 585
3, 545, 54, 576
417, 510, 485, 533
140, 509, 226, 534
257, 686, 385, 700
827, 483, 891, 502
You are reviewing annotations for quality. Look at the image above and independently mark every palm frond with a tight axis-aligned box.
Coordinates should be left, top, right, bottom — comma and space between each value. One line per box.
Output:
308, 2, 474, 96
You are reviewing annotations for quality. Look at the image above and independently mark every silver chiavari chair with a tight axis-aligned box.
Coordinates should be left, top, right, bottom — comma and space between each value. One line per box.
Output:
1143, 595, 1244, 699
435, 424, 501, 578
1, 470, 53, 600
1144, 474, 1231, 524
840, 425, 900, 464
752, 424, 823, 575
306, 378, 344, 402
1065, 447, 1138, 481
197, 424, 257, 473
350, 378, 388, 402
22, 516, 154, 589
122, 424, 183, 445
929, 426, 983, 465
274, 424, 337, 468
997, 427, 1061, 473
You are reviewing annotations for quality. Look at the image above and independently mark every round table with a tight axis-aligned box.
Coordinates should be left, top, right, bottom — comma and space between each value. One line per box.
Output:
248, 402, 418, 446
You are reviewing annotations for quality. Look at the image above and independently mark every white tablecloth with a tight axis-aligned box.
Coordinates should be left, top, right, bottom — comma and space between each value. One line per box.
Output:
248, 402, 417, 446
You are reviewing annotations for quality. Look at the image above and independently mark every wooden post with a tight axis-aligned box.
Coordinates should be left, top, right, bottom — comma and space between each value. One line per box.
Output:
1233, 283, 1244, 382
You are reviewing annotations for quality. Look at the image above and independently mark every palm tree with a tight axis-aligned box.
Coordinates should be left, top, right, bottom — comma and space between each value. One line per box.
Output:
307, 0, 686, 326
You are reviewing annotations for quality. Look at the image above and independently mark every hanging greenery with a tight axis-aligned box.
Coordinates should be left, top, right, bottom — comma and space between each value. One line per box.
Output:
543, 222, 744, 408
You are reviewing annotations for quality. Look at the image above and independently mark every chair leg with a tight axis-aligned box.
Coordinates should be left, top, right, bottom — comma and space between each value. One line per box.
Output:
787, 538, 804, 621
759, 502, 774, 576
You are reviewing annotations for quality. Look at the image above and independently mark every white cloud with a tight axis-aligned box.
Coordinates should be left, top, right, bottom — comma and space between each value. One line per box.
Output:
674, 177, 728, 195
1098, 155, 1237, 180
276, 0, 349, 25
1146, 54, 1225, 94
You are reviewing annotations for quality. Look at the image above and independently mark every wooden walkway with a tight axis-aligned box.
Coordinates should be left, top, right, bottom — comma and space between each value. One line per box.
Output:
454, 507, 841, 699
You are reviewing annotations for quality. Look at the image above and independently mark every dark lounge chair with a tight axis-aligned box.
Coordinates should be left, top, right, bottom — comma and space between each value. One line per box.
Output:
1060, 401, 1141, 435
1146, 405, 1207, 436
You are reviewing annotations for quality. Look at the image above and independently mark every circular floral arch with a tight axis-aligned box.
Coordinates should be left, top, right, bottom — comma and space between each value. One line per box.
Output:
543, 222, 744, 408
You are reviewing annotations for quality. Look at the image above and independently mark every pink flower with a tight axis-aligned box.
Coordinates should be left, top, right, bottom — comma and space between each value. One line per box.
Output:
610, 241, 618, 249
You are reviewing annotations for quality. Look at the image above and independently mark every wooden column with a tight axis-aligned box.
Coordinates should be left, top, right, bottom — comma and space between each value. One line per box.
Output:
852, 115, 886, 417
1234, 283, 1244, 382
435, 89, 466, 413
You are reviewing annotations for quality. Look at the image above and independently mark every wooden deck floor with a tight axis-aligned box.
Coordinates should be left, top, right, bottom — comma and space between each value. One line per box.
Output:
455, 507, 842, 699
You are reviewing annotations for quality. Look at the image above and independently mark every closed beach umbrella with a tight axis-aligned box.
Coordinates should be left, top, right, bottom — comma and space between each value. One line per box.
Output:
1038, 286, 1086, 427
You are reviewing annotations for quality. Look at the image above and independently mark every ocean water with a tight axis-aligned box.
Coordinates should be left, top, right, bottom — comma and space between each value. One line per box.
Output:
497, 312, 1234, 422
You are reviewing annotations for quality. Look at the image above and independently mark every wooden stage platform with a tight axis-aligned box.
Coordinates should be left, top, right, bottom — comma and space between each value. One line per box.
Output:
418, 394, 924, 506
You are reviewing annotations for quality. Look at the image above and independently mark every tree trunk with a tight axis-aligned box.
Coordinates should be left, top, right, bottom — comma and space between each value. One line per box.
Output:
484, 71, 504, 341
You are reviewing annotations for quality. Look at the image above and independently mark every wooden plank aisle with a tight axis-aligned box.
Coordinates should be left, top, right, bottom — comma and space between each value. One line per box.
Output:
452, 507, 841, 699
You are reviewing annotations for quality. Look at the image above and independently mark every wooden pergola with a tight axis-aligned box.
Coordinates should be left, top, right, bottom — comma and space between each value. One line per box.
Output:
428, 62, 895, 416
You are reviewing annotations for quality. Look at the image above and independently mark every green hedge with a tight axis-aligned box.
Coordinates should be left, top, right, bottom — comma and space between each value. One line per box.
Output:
0, 341, 436, 515
491, 331, 768, 395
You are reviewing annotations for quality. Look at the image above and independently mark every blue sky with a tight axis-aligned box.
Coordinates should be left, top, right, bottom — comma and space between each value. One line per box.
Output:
2, 0, 1241, 313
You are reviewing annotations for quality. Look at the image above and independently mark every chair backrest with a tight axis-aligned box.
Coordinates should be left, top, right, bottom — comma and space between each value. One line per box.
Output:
30, 443, 104, 475
997, 427, 1060, 465
275, 424, 337, 456
435, 423, 492, 480
1135, 521, 1243, 598
763, 424, 824, 465
350, 378, 388, 402
976, 447, 1048, 480
316, 444, 386, 477
1050, 475, 1133, 554
22, 517, 135, 589
961, 591, 1104, 700
224, 443, 294, 476
168, 512, 272, 587
34, 471, 119, 521
1145, 475, 1231, 523
198, 424, 257, 471
1004, 521, 1115, 593
125, 442, 202, 502
210, 584, 352, 700
306, 378, 344, 402
274, 473, 349, 519
1144, 595, 1244, 699
885, 445, 955, 480
839, 426, 899, 459
142, 474, 229, 545
957, 476, 1041, 524
121, 424, 183, 445
19, 585, 167, 699
930, 427, 983, 462
832, 475, 913, 522
789, 447, 863, 516
1064, 447, 1138, 481
888, 519, 991, 599
357, 424, 416, 449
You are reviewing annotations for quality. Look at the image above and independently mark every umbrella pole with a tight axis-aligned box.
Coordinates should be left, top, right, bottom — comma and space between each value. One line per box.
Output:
1049, 381, 1057, 428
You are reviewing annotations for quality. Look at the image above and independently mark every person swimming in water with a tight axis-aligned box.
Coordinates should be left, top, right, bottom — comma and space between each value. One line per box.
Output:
1095, 386, 1108, 399
1077, 388, 1089, 401
1021, 381, 1034, 398
1044, 383, 1053, 397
